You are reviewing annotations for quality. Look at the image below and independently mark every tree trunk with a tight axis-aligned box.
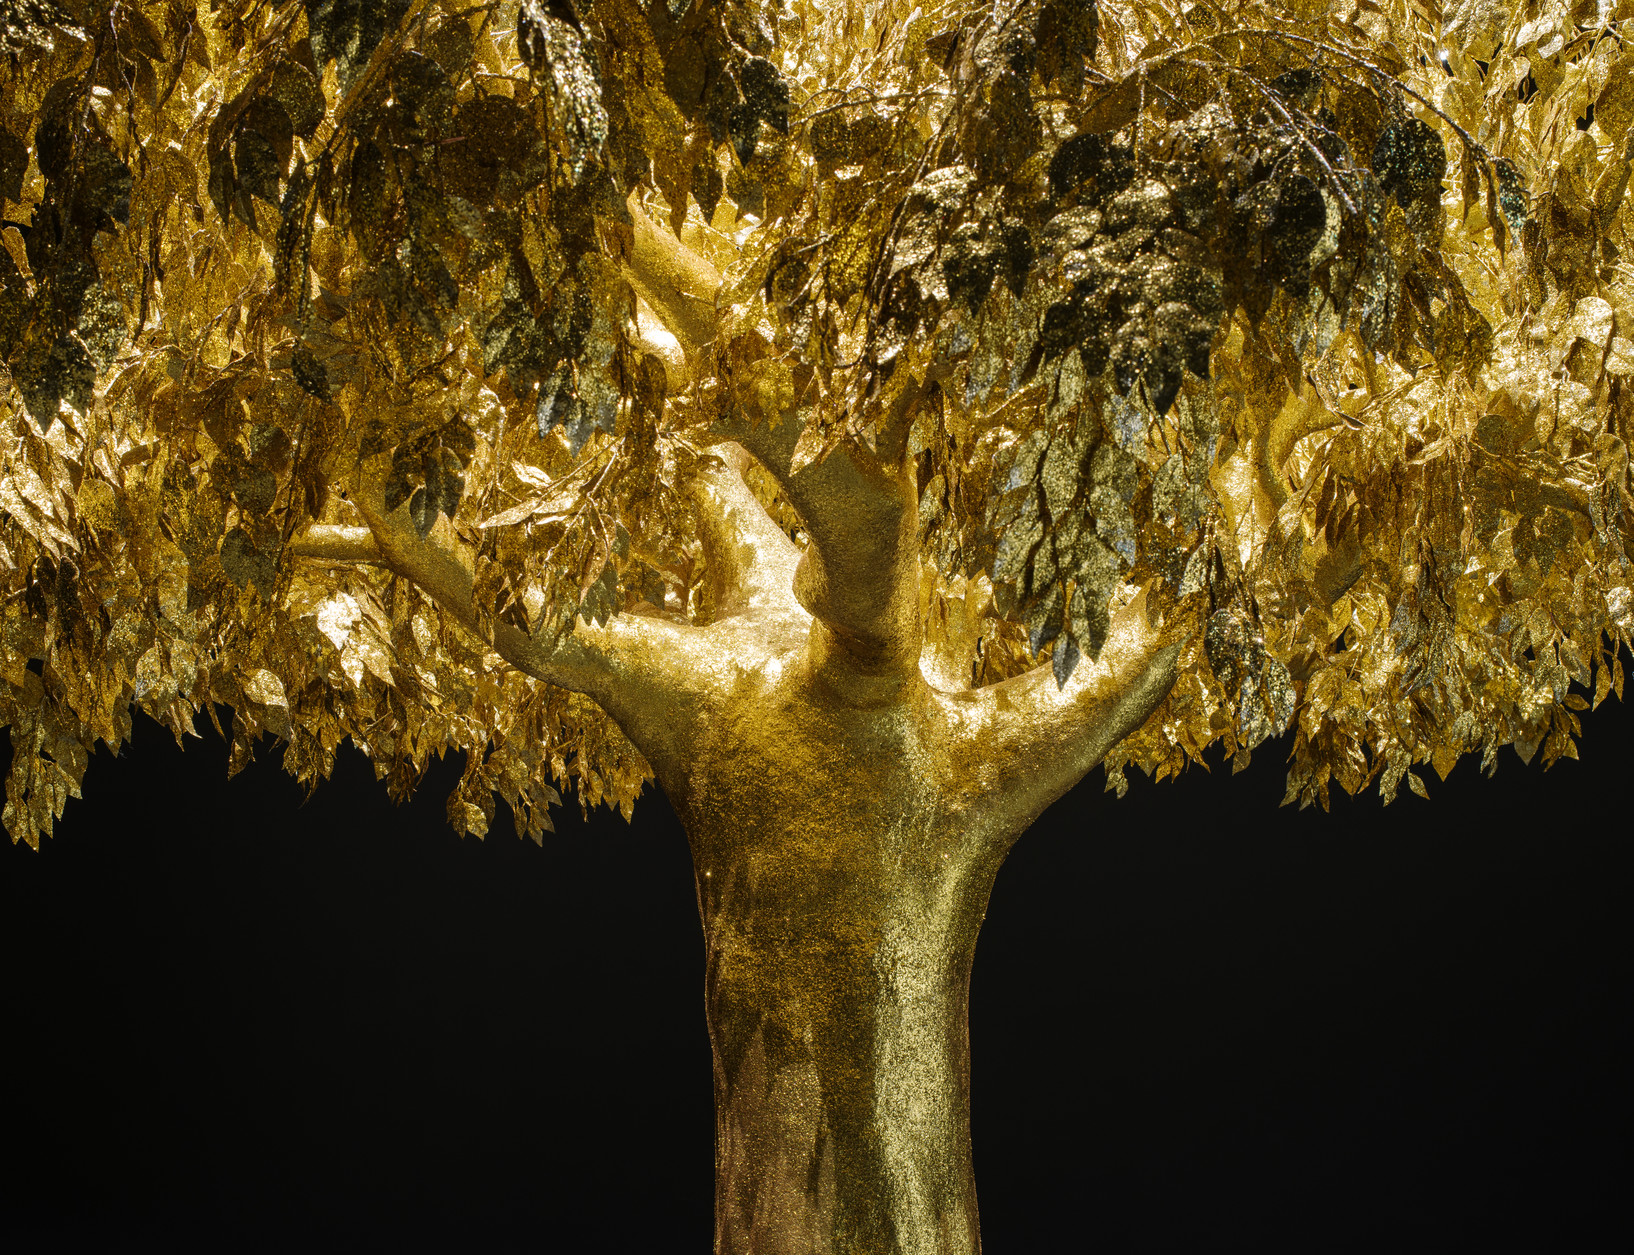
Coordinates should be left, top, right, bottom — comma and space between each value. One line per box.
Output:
344, 429, 1177, 1250
666, 662, 1015, 1255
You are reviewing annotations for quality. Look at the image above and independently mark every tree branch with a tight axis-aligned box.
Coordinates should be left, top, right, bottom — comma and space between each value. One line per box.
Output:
689, 443, 807, 636
633, 296, 690, 392
287, 524, 382, 562
711, 379, 926, 684
937, 589, 1184, 848
620, 197, 926, 685
620, 193, 722, 361
339, 456, 726, 783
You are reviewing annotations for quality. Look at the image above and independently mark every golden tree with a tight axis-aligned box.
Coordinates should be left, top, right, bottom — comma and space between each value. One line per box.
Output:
3, 0, 1632, 1249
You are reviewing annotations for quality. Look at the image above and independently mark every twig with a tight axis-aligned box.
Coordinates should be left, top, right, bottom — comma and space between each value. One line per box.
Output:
1231, 29, 1488, 158
1232, 68, 1361, 218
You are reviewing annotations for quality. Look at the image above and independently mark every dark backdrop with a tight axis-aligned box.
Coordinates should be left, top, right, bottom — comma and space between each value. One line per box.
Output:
2, 679, 1630, 1252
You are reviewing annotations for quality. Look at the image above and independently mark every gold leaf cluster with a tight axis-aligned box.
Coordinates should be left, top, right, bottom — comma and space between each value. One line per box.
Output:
2, 0, 1632, 845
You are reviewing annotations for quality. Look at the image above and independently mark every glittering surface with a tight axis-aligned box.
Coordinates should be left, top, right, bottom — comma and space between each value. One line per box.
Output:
640, 451, 1177, 1253
346, 415, 1178, 1249
7, 2, 1634, 1251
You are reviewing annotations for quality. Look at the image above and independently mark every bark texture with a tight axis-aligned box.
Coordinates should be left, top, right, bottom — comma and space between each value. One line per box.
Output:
649, 559, 1175, 1254
674, 668, 1004, 1255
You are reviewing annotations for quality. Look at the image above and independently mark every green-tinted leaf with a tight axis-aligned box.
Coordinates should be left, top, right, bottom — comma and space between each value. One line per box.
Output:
270, 60, 327, 138
383, 468, 412, 513
306, 0, 413, 95
0, 127, 26, 203
1052, 633, 1081, 688
235, 130, 282, 206
408, 484, 437, 536
220, 526, 277, 597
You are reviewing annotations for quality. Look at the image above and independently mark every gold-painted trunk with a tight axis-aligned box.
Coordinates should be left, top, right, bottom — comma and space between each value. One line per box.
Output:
336, 424, 1177, 1250
668, 662, 1013, 1255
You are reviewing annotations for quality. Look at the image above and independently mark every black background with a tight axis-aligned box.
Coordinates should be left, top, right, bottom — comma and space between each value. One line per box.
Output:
2, 680, 1630, 1252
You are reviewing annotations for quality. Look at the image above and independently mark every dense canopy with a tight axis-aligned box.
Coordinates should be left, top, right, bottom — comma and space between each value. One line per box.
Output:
2, 0, 1631, 847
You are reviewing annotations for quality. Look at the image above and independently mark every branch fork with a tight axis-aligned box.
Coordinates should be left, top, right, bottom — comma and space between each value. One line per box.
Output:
284, 196, 1183, 827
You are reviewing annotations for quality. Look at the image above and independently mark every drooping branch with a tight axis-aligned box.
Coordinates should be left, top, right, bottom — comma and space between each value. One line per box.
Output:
939, 589, 1184, 848
1226, 384, 1363, 606
316, 486, 597, 694
1250, 383, 1346, 515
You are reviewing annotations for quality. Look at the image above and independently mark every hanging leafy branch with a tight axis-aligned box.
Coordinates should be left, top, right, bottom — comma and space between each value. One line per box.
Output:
1, 0, 1632, 847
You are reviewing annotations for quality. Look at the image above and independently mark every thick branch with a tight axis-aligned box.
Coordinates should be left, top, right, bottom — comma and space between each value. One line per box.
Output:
287, 524, 381, 562
938, 589, 1183, 847
621, 193, 722, 360
340, 457, 724, 781
711, 382, 925, 683
689, 443, 806, 634
620, 196, 925, 682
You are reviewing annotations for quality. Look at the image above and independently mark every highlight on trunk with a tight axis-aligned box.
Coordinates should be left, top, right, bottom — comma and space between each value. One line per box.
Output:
3, 0, 1632, 1250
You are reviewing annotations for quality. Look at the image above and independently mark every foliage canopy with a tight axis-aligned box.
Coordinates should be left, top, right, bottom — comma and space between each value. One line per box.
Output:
2, 0, 1632, 847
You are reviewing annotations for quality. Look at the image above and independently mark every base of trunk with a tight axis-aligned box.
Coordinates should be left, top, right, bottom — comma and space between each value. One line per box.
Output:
708, 911, 986, 1255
